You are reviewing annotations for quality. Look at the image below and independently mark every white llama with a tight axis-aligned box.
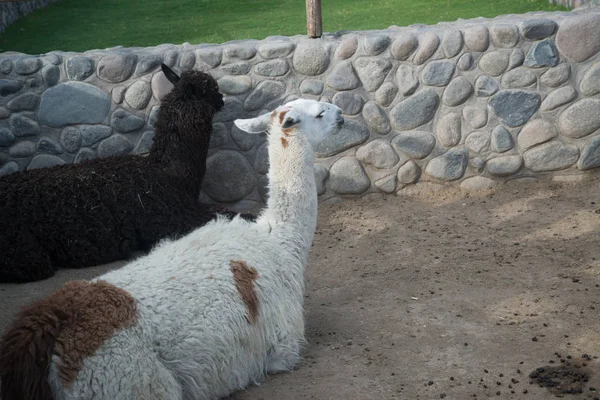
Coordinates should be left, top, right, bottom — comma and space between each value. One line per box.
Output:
0, 99, 344, 400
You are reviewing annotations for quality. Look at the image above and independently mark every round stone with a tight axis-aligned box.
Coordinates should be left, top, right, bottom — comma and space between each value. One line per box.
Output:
463, 25, 489, 52
463, 106, 488, 129
111, 109, 145, 133
0, 79, 23, 96
0, 59, 13, 74
520, 19, 557, 40
478, 50, 511, 77
457, 53, 475, 71
244, 81, 286, 111
316, 119, 369, 158
397, 160, 420, 185
580, 62, 600, 96
293, 40, 329, 76
391, 131, 435, 159
9, 114, 39, 138
0, 128, 15, 147
37, 137, 63, 155
489, 90, 541, 127
556, 14, 600, 63
362, 102, 391, 135
7, 93, 39, 111
486, 155, 523, 176
97, 53, 137, 83
254, 59, 289, 77
491, 125, 514, 153
578, 136, 600, 170
396, 64, 419, 96
98, 134, 133, 157
42, 65, 60, 86
218, 75, 252, 95
224, 43, 256, 60
60, 127, 82, 153
125, 81, 152, 109
258, 41, 295, 59
375, 82, 398, 107
179, 51, 196, 72
501, 67, 537, 88
558, 99, 600, 139
518, 119, 558, 150
465, 131, 490, 153
314, 165, 329, 195
421, 60, 455, 86
210, 123, 229, 149
300, 79, 324, 95
81, 125, 113, 146
413, 31, 440, 65
112, 85, 126, 104
490, 24, 519, 48
442, 76, 473, 106
220, 62, 251, 75
425, 148, 469, 181
333, 92, 364, 115
460, 176, 496, 190
253, 142, 269, 174
231, 124, 257, 151
0, 107, 9, 119
39, 82, 111, 127
45, 54, 62, 65
541, 64, 570, 88
15, 57, 42, 75
374, 174, 398, 193
134, 54, 162, 76
356, 139, 398, 169
196, 47, 223, 67
540, 86, 577, 111
75, 148, 96, 163
475, 75, 499, 97
508, 48, 525, 70
329, 157, 371, 194
9, 141, 36, 157
364, 35, 391, 56
391, 33, 418, 61
163, 49, 179, 68
354, 57, 392, 92
334, 35, 358, 60
435, 112, 462, 147
27, 155, 65, 170
326, 60, 360, 91
66, 56, 94, 81
151, 71, 174, 101
442, 30, 463, 58
524, 40, 559, 68
133, 131, 155, 154
390, 90, 439, 131
0, 161, 20, 176
523, 141, 579, 172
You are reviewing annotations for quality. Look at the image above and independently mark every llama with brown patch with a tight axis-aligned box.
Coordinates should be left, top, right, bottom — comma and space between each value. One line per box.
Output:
0, 99, 343, 399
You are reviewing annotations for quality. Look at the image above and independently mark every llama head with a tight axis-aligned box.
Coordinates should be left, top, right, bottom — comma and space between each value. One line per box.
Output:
233, 99, 344, 148
161, 63, 224, 111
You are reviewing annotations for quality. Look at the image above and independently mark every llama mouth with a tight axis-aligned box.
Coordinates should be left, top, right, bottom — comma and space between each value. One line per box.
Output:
335, 118, 344, 129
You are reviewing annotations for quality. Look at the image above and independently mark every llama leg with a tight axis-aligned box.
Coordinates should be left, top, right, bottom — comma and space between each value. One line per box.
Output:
0, 229, 54, 283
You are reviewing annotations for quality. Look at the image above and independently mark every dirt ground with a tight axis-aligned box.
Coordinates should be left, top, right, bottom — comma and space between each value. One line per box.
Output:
1, 174, 600, 400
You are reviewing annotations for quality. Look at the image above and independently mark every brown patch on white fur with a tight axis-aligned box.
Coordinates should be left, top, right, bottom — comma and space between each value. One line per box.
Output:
230, 260, 259, 324
278, 110, 288, 125
0, 280, 137, 399
281, 137, 289, 148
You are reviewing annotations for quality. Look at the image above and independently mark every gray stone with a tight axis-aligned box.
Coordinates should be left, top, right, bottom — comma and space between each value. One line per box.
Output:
463, 106, 488, 129
326, 61, 360, 91
203, 150, 256, 202
397, 160, 420, 185
27, 155, 65, 170
42, 65, 60, 86
391, 131, 435, 159
111, 109, 145, 133
45, 54, 62, 64
300, 79, 324, 95
518, 119, 557, 150
520, 19, 557, 40
258, 41, 295, 59
442, 76, 473, 106
135, 54, 162, 76
391, 33, 418, 61
501, 67, 537, 88
390, 90, 439, 131
374, 174, 397, 193
541, 86, 577, 111
39, 82, 110, 127
25, 77, 41, 90
486, 155, 523, 176
578, 136, 600, 170
243, 81, 286, 111
457, 53, 474, 71
98, 134, 133, 157
413, 31, 440, 65
580, 62, 600, 96
425, 148, 469, 181
375, 82, 398, 107
37, 137, 63, 154
0, 60, 12, 74
75, 148, 96, 163
81, 125, 112, 146
0, 107, 8, 119
463, 25, 489, 52
354, 57, 392, 92
314, 165, 328, 195
362, 102, 391, 135
7, 93, 39, 111
356, 139, 398, 168
220, 62, 251, 75
254, 142, 269, 174
231, 124, 257, 151
558, 99, 600, 139
0, 79, 23, 96
523, 141, 579, 172
60, 127, 82, 153
465, 131, 490, 153
490, 24, 520, 48
470, 157, 486, 173
435, 112, 462, 147
218, 75, 252, 95
556, 14, 600, 63
329, 157, 371, 194
196, 47, 223, 67
224, 44, 257, 60
334, 35, 359, 60
421, 60, 455, 86
66, 56, 94, 81
293, 40, 329, 76
9, 114, 39, 137
491, 125, 514, 153
163, 49, 179, 68
0, 128, 15, 147
15, 57, 42, 75
148, 106, 160, 128
112, 85, 126, 104
488, 90, 541, 127
478, 50, 510, 77
442, 30, 463, 58
97, 53, 137, 83
475, 75, 499, 97
0, 161, 19, 176
210, 123, 229, 149
125, 81, 152, 110
541, 64, 570, 87
254, 59, 289, 77
524, 40, 559, 68
316, 119, 370, 158
508, 48, 525, 70
364, 35, 391, 56
214, 97, 248, 123
151, 71, 174, 101
460, 176, 496, 190
332, 92, 364, 115
179, 51, 196, 72
9, 141, 36, 157
396, 64, 419, 96
133, 131, 155, 154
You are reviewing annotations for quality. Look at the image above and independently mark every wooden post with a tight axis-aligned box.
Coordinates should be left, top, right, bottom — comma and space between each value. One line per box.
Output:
306, 0, 322, 38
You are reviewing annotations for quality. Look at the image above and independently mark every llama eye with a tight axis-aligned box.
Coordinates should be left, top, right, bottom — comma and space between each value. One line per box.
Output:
316, 111, 324, 118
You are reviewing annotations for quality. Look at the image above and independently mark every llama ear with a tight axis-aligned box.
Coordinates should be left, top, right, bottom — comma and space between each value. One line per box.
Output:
234, 113, 270, 134
281, 114, 301, 129
161, 63, 180, 85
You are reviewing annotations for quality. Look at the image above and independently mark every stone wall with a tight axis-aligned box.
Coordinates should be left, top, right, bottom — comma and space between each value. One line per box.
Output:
0, 0, 60, 33
1, 9, 600, 210
548, 0, 600, 8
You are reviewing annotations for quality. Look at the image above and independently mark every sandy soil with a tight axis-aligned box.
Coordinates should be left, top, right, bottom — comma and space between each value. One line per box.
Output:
1, 174, 600, 400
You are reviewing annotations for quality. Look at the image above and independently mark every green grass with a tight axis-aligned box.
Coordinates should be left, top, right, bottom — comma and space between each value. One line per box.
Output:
1, 0, 567, 55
